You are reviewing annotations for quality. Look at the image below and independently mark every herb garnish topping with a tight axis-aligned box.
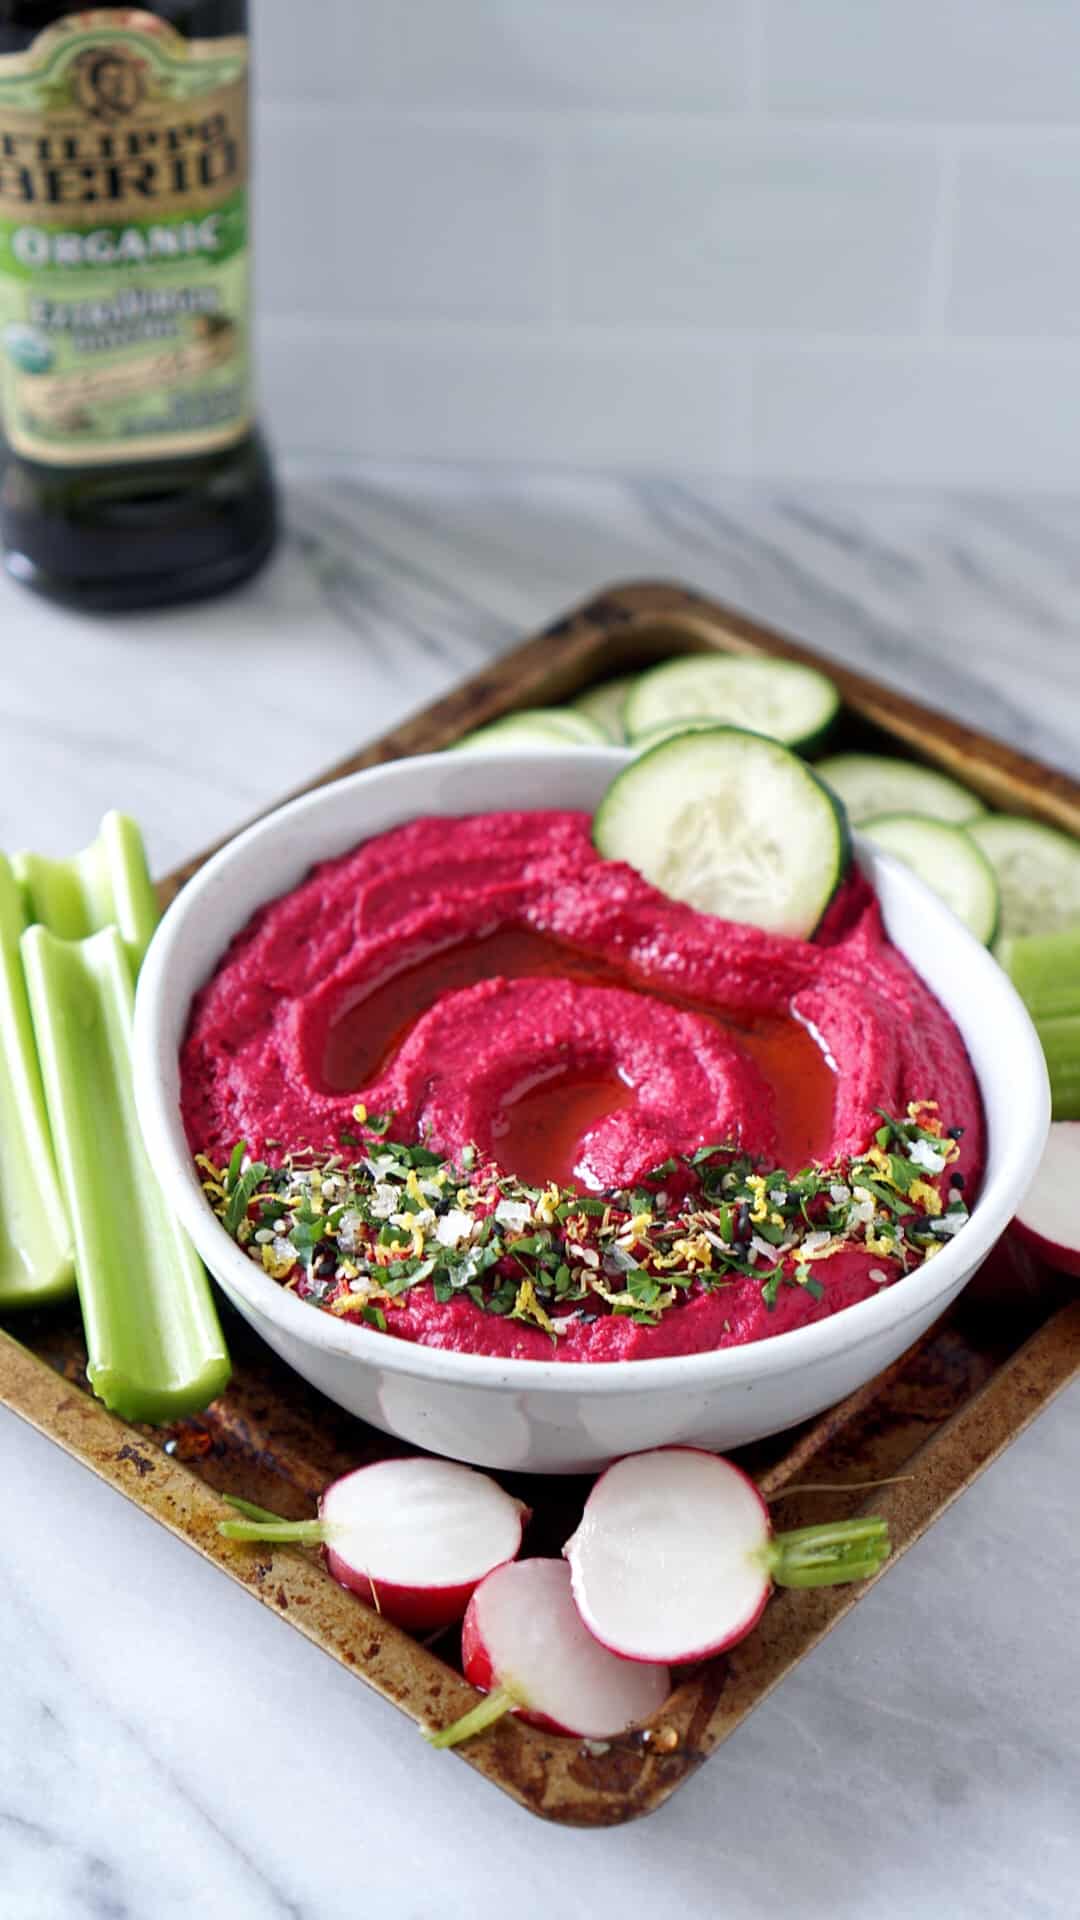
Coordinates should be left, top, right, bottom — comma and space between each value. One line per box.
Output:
195, 1101, 968, 1343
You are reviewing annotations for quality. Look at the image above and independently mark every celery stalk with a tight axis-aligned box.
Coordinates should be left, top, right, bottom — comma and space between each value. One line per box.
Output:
998, 925, 1080, 1023
21, 924, 230, 1422
14, 810, 160, 979
1036, 1013, 1080, 1122
0, 858, 74, 1309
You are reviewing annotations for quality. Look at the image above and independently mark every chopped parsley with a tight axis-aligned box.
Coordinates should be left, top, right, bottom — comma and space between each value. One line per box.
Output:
196, 1099, 969, 1344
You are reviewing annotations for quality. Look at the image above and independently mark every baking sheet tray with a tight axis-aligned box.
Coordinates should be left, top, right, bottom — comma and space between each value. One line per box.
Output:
3, 580, 1078, 1828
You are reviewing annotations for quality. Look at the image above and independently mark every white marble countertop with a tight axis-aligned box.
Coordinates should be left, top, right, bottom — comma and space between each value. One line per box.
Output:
1, 466, 1078, 1920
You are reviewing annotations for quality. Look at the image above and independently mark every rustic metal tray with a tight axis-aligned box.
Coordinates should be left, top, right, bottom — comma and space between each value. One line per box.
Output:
3, 581, 1079, 1829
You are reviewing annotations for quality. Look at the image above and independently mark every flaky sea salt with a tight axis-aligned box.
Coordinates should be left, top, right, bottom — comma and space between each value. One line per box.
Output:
908, 1138, 947, 1174
495, 1198, 532, 1232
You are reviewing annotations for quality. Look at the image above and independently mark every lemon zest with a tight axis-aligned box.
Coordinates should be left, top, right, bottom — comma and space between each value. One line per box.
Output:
909, 1180, 942, 1216
261, 1243, 296, 1280
511, 1279, 555, 1335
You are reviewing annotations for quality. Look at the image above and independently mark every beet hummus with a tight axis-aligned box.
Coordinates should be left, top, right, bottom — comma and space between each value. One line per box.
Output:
182, 810, 984, 1361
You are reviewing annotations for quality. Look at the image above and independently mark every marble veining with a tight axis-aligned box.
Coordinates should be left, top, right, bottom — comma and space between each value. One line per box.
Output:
1, 466, 1078, 1920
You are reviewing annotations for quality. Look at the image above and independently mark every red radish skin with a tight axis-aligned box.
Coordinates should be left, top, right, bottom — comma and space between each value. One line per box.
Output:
1012, 1122, 1080, 1279
426, 1559, 670, 1748
565, 1447, 891, 1667
218, 1457, 529, 1634
322, 1547, 480, 1635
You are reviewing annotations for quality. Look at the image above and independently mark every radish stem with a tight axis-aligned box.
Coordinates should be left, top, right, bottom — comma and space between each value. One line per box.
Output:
222, 1495, 293, 1525
424, 1684, 523, 1750
219, 1514, 325, 1544
767, 1476, 912, 1499
766, 1517, 891, 1589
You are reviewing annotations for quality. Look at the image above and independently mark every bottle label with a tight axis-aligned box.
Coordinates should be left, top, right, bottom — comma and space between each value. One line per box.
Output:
0, 9, 250, 466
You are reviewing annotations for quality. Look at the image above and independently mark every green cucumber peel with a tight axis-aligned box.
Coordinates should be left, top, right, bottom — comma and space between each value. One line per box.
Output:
572, 675, 637, 742
0, 856, 74, 1310
21, 923, 230, 1424
13, 810, 160, 980
764, 1516, 891, 1589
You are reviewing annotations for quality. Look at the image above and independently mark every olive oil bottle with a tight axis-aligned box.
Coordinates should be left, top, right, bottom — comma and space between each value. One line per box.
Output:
0, 2, 276, 610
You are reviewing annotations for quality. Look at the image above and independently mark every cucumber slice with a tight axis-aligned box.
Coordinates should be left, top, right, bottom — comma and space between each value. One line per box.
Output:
624, 655, 840, 752
816, 753, 985, 827
572, 676, 637, 743
861, 814, 999, 945
631, 720, 719, 753
997, 925, 1080, 1022
593, 727, 850, 939
968, 815, 1080, 939
453, 709, 608, 753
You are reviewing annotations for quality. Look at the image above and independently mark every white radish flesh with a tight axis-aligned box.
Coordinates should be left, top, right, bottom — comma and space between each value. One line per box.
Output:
565, 1447, 890, 1665
567, 1449, 770, 1663
426, 1558, 669, 1747
219, 1457, 529, 1633
1012, 1121, 1080, 1278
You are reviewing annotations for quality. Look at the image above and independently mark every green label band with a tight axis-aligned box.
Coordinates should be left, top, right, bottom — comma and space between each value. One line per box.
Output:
0, 12, 251, 467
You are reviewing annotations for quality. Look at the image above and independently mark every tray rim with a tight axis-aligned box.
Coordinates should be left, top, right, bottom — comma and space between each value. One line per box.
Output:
4, 576, 1079, 1829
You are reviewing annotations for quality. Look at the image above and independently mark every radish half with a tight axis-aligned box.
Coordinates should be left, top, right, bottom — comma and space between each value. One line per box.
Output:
425, 1558, 670, 1749
218, 1457, 529, 1633
1012, 1121, 1080, 1278
565, 1448, 891, 1665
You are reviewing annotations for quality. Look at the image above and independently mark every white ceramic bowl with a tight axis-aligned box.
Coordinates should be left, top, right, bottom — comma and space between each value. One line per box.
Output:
133, 750, 1050, 1475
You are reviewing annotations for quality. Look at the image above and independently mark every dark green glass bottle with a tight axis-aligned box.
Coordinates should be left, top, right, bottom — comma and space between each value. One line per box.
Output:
0, 1, 276, 610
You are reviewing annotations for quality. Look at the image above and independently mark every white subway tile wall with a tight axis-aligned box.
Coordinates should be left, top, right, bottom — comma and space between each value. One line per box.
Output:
255, 0, 1080, 482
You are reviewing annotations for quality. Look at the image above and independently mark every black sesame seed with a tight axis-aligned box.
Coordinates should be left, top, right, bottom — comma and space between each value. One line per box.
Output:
950, 1171, 965, 1190
948, 1126, 965, 1140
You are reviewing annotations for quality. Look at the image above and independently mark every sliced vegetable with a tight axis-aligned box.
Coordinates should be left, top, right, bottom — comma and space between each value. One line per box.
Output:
630, 719, 719, 752
219, 1458, 529, 1632
425, 1558, 669, 1749
572, 675, 637, 742
564, 1448, 891, 1665
815, 753, 985, 827
13, 810, 160, 978
21, 924, 230, 1423
593, 727, 850, 939
0, 856, 73, 1310
1013, 1122, 1080, 1276
860, 813, 999, 945
998, 925, 1080, 1024
453, 709, 608, 753
1034, 1013, 1080, 1121
624, 654, 840, 752
968, 815, 1080, 940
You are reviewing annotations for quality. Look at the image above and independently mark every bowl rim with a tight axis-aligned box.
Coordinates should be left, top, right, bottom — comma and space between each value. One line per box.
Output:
133, 748, 1052, 1398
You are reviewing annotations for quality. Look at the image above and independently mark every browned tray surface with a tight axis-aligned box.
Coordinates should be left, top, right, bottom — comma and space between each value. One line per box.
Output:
3, 581, 1079, 1829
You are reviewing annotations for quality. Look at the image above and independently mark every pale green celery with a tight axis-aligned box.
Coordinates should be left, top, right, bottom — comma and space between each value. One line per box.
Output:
14, 811, 160, 979
998, 926, 1080, 1023
0, 858, 74, 1309
1035, 1013, 1080, 1122
21, 924, 230, 1422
